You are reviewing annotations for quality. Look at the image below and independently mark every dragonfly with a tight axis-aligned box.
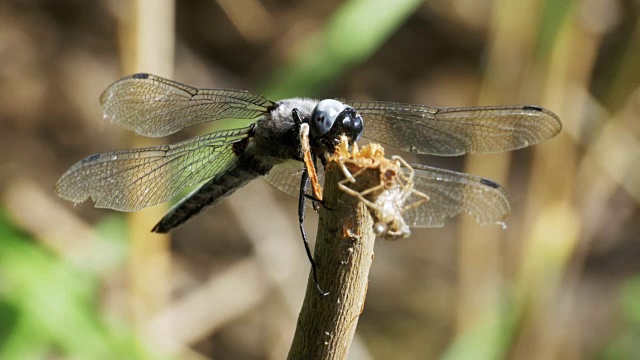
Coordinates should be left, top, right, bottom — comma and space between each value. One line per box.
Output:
56, 73, 562, 292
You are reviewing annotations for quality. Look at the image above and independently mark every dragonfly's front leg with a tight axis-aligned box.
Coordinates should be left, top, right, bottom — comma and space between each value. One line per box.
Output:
292, 108, 329, 296
298, 163, 329, 296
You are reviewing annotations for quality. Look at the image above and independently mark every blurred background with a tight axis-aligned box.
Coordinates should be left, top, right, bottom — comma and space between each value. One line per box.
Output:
1, 0, 639, 359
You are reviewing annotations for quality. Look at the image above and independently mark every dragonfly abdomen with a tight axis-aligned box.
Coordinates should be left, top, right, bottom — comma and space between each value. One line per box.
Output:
151, 154, 270, 233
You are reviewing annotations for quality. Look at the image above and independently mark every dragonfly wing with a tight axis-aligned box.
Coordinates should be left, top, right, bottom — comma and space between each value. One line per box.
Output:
264, 159, 325, 203
264, 159, 304, 198
404, 163, 512, 227
101, 73, 275, 137
55, 126, 252, 212
348, 100, 561, 156
265, 158, 510, 227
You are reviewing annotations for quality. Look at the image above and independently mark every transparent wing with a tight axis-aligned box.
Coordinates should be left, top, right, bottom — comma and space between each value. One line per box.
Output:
264, 159, 325, 201
404, 164, 512, 227
100, 73, 275, 137
264, 160, 304, 198
265, 160, 511, 226
55, 126, 252, 211
347, 101, 562, 156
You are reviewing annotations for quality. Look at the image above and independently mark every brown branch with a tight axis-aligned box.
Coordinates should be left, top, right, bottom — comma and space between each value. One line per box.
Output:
287, 159, 379, 360
122, 0, 174, 333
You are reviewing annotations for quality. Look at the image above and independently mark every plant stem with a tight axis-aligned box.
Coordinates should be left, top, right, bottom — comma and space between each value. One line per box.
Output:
288, 160, 377, 360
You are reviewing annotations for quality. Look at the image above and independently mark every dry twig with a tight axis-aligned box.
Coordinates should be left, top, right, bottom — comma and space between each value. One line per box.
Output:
288, 141, 396, 359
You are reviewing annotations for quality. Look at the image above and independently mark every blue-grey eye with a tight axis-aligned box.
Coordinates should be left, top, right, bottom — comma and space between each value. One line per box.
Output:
310, 99, 347, 137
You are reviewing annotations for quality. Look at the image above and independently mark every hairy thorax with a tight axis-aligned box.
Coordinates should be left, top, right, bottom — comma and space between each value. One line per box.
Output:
251, 98, 319, 165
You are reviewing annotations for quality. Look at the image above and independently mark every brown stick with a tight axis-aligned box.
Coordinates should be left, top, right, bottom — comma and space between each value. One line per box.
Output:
121, 0, 174, 334
287, 160, 378, 360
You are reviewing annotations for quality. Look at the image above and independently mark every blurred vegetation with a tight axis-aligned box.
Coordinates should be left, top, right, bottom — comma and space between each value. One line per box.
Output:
602, 277, 640, 359
0, 0, 639, 359
0, 211, 157, 359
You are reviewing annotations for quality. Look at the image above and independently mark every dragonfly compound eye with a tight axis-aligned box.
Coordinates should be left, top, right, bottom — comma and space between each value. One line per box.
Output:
335, 108, 364, 143
312, 102, 365, 152
337, 110, 364, 142
310, 99, 348, 137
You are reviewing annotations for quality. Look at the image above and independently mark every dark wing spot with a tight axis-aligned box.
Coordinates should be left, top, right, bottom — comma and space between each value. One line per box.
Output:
82, 153, 101, 163
523, 105, 543, 112
266, 102, 280, 113
480, 178, 500, 189
132, 73, 149, 79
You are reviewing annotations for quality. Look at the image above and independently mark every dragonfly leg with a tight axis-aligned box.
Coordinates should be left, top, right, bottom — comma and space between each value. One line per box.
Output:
319, 153, 328, 171
291, 108, 305, 162
314, 154, 335, 212
299, 165, 329, 296
303, 194, 333, 211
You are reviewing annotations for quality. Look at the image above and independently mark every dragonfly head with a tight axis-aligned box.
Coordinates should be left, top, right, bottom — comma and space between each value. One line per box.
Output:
310, 99, 363, 151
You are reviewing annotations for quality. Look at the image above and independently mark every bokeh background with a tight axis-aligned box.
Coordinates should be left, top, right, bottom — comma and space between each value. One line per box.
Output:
1, 0, 639, 359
